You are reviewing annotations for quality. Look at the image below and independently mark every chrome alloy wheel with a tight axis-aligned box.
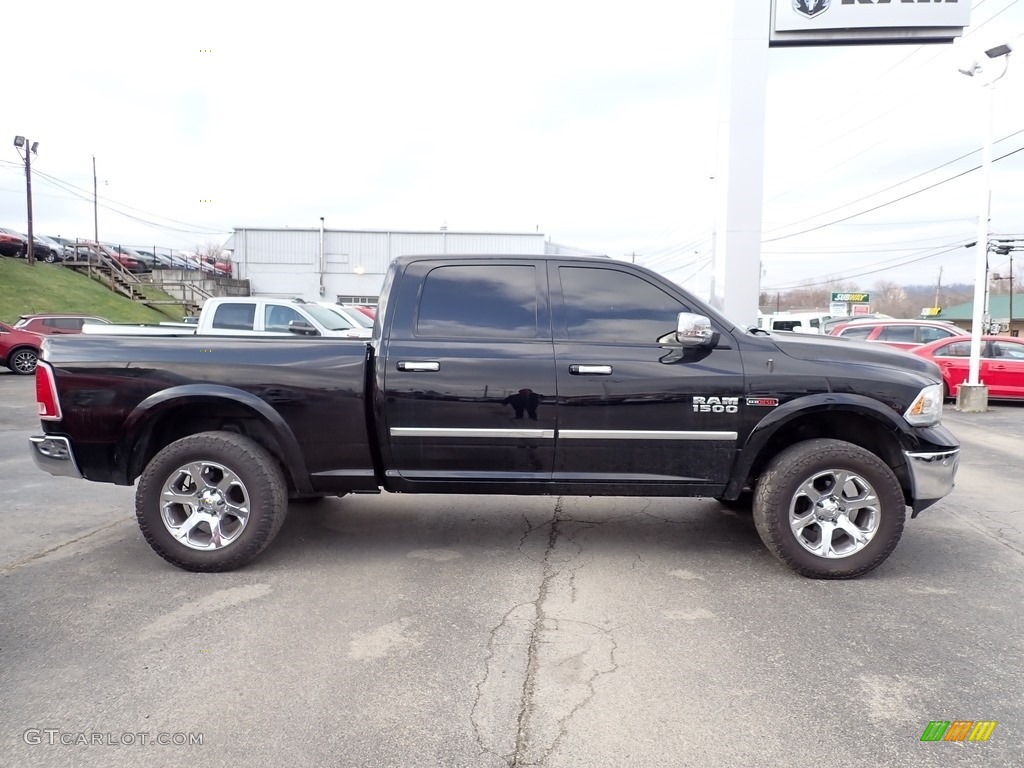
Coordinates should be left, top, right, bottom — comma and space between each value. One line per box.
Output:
10, 348, 37, 374
160, 461, 250, 550
789, 469, 880, 559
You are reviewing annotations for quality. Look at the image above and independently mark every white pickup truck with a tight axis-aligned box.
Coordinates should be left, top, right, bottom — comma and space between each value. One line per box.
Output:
83, 297, 372, 338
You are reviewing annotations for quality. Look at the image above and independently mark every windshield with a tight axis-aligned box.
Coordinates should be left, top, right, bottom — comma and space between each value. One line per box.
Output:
342, 307, 374, 327
303, 304, 355, 331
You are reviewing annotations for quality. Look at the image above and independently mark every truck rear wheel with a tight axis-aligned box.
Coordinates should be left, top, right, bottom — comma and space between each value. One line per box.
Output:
752, 439, 905, 579
135, 431, 288, 572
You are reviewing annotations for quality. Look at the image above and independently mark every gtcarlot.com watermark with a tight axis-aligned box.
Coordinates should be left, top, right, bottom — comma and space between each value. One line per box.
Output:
24, 729, 203, 747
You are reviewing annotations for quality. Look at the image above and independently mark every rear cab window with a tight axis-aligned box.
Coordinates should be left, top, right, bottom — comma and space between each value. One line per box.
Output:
415, 264, 539, 338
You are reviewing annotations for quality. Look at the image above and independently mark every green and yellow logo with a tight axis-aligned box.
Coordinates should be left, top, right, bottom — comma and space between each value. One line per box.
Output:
920, 720, 997, 742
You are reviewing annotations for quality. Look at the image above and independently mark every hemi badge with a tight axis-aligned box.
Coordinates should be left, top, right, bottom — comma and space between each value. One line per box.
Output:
746, 397, 779, 407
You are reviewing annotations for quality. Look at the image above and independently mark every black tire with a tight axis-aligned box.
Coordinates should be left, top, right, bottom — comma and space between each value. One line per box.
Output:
135, 431, 288, 572
752, 438, 905, 579
44, 251, 57, 263
7, 346, 38, 375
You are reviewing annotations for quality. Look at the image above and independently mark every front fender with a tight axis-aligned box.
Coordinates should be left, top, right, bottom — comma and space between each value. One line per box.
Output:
114, 384, 314, 493
724, 393, 918, 498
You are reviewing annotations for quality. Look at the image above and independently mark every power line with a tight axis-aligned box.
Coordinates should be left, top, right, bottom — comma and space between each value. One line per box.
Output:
30, 170, 230, 237
762, 142, 1024, 244
764, 242, 970, 290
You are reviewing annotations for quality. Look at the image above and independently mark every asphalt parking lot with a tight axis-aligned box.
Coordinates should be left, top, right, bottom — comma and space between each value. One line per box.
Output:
1, 370, 1022, 767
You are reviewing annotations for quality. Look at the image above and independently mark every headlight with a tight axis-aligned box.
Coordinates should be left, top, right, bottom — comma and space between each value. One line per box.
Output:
904, 383, 944, 426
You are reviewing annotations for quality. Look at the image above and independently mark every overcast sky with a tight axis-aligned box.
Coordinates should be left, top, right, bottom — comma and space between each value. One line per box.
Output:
2, 0, 1023, 296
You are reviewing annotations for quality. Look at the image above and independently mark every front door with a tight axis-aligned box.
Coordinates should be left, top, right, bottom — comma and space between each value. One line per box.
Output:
550, 263, 744, 489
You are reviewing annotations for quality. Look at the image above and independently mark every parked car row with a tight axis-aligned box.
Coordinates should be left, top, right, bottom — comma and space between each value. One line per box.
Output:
1, 229, 231, 275
0, 228, 63, 262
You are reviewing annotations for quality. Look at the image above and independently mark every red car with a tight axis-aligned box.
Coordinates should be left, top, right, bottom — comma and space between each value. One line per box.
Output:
0, 321, 43, 375
346, 304, 376, 319
14, 313, 111, 335
0, 227, 28, 258
830, 318, 962, 351
909, 334, 1024, 400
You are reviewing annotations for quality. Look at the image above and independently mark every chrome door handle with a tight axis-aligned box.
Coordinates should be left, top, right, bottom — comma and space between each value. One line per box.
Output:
569, 364, 612, 375
397, 361, 440, 372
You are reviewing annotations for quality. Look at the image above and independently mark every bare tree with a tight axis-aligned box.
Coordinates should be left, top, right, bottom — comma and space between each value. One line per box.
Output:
872, 280, 914, 317
195, 241, 228, 262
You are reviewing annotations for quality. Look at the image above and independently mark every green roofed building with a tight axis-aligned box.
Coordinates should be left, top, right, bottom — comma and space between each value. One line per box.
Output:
938, 292, 1021, 337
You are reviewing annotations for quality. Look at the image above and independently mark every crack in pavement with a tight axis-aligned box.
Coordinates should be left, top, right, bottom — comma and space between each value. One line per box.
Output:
472, 498, 622, 768
470, 599, 536, 766
511, 500, 562, 767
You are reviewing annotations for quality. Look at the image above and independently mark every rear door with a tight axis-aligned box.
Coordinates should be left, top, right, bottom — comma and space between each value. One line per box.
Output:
549, 262, 743, 488
381, 260, 557, 482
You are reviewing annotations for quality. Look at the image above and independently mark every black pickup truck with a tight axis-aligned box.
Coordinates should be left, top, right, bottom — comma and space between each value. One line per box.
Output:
30, 255, 960, 578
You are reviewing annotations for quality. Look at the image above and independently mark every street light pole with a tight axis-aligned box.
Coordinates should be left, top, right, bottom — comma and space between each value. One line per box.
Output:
958, 44, 1012, 411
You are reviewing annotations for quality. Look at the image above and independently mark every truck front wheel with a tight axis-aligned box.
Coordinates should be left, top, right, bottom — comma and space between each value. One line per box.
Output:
135, 431, 288, 572
752, 439, 905, 579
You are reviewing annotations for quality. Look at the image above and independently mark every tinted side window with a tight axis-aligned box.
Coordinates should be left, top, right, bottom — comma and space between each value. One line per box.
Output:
877, 325, 917, 343
919, 326, 956, 344
771, 321, 801, 332
54, 318, 85, 330
936, 342, 971, 357
416, 265, 538, 338
559, 266, 686, 342
264, 305, 305, 332
211, 303, 256, 331
993, 341, 1024, 360
838, 325, 873, 339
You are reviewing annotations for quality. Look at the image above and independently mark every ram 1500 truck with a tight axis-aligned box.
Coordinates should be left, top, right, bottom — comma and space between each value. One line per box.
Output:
29, 255, 960, 578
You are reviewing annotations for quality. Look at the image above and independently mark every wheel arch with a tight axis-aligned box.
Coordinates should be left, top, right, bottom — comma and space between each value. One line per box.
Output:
115, 384, 314, 495
727, 395, 913, 505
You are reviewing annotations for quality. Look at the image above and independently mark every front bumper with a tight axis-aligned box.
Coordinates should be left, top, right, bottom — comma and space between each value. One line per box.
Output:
904, 448, 960, 517
29, 435, 84, 480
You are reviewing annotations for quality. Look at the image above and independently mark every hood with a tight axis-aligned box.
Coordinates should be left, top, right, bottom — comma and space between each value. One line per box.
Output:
767, 332, 941, 377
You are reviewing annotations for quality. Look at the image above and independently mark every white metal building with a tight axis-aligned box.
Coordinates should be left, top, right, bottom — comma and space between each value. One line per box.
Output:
224, 227, 600, 304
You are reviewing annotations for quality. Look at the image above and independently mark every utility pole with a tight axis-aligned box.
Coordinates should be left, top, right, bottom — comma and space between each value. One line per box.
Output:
93, 155, 99, 245
934, 266, 942, 308
25, 141, 35, 266
92, 155, 99, 280
13, 136, 37, 265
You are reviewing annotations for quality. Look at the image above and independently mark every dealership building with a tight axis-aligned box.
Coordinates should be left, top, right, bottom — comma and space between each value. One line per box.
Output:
224, 227, 599, 304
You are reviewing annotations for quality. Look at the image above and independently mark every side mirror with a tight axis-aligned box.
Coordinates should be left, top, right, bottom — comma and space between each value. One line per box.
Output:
287, 320, 320, 337
676, 312, 719, 348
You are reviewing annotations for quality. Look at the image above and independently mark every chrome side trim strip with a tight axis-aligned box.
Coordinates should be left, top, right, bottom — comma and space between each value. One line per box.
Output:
390, 428, 737, 441
390, 427, 556, 439
559, 430, 738, 441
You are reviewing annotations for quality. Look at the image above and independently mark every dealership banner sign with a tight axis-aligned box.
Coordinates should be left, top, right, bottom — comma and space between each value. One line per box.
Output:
770, 0, 971, 46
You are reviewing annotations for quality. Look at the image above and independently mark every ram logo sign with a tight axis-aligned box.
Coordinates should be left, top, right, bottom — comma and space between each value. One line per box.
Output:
771, 0, 969, 46
793, 0, 829, 18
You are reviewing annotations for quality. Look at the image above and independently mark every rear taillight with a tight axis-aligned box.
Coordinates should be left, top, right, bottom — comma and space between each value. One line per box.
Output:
35, 361, 62, 421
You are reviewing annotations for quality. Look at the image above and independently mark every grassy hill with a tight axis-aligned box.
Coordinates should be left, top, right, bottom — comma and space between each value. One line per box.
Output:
0, 258, 185, 324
